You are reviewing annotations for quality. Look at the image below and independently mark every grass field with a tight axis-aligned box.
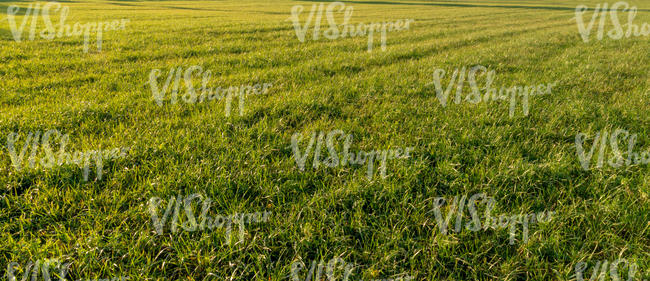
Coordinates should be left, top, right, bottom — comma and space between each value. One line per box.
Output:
1, 0, 649, 280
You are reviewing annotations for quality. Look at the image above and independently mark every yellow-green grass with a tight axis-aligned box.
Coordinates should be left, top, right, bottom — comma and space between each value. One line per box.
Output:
0, 0, 649, 280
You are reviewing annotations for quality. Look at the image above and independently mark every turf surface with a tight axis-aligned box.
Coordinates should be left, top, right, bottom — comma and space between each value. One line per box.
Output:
0, 0, 649, 280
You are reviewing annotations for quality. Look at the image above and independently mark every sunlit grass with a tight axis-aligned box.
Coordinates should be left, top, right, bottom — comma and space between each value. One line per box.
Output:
0, 0, 649, 280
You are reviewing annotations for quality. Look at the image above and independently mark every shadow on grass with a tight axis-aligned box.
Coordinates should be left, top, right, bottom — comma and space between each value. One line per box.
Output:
0, 3, 41, 16
0, 27, 14, 39
108, 1, 140, 7
294, 0, 650, 13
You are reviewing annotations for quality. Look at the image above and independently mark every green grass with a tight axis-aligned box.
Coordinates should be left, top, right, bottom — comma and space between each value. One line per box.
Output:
1, 0, 649, 280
